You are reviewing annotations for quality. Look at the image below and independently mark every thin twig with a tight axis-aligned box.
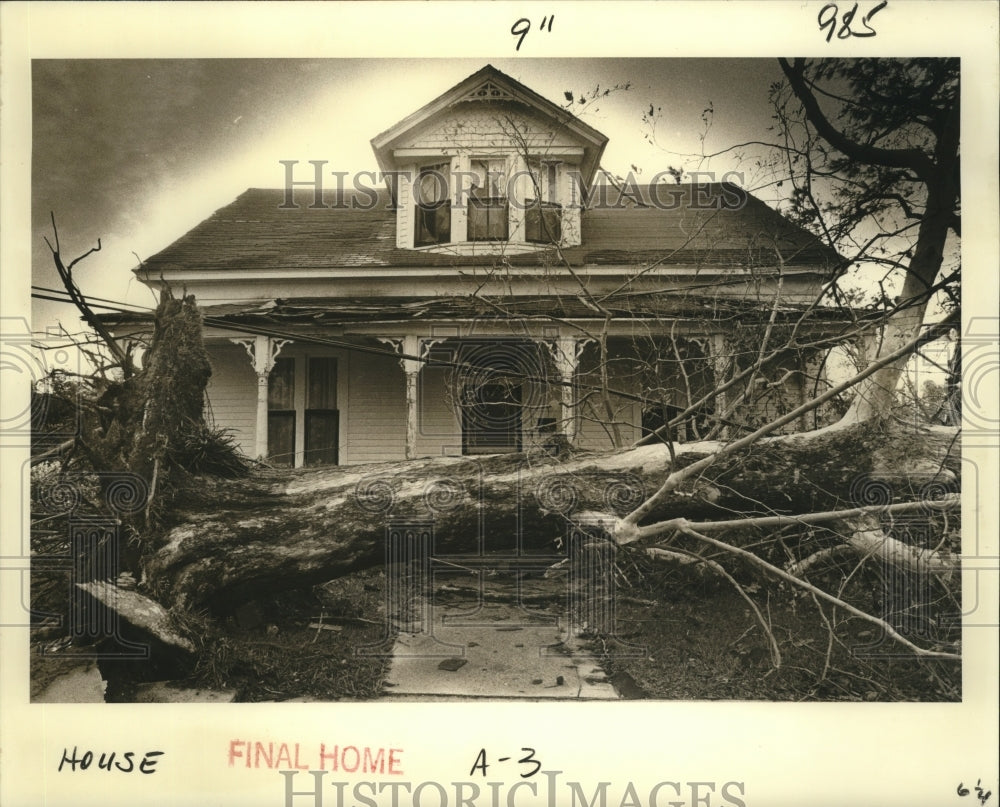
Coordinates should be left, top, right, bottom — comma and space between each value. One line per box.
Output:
678, 525, 959, 660
647, 546, 782, 667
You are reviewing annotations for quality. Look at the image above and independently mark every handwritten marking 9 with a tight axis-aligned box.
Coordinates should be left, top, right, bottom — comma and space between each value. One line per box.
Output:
511, 15, 554, 52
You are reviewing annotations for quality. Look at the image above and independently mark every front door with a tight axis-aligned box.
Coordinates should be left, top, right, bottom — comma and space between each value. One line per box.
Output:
461, 374, 522, 454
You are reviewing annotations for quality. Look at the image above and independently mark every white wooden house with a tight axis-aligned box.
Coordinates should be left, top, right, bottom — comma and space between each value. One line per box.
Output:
116, 65, 842, 467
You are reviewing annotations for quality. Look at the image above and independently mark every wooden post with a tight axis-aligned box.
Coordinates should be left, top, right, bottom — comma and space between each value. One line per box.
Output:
544, 337, 592, 444
231, 335, 290, 460
379, 335, 424, 460
710, 333, 730, 439
254, 365, 269, 460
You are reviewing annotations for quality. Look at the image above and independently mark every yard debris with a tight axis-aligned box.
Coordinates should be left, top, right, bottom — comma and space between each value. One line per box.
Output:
235, 602, 264, 630
132, 681, 237, 703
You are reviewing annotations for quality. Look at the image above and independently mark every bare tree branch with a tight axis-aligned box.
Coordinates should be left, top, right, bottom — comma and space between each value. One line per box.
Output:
779, 58, 935, 179
45, 214, 133, 376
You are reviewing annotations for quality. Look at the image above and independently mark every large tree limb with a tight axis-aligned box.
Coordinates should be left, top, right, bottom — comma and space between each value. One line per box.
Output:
778, 58, 936, 179
841, 516, 957, 576
144, 422, 958, 613
617, 317, 957, 537
625, 494, 959, 545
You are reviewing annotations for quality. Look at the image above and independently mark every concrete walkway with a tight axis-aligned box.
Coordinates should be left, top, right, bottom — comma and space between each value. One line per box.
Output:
33, 660, 107, 703
383, 593, 619, 700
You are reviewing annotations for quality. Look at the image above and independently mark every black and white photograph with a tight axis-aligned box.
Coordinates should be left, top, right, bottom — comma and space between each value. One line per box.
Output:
1, 3, 997, 806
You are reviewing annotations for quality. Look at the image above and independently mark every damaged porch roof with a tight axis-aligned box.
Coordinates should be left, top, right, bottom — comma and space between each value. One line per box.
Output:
101, 292, 857, 335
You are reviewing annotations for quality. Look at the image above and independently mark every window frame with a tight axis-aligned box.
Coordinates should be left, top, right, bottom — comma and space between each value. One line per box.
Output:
467, 156, 510, 242
524, 160, 562, 244
414, 162, 452, 247
267, 356, 296, 466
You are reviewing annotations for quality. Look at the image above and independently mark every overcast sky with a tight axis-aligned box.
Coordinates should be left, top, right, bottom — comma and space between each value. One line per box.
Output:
31, 58, 787, 332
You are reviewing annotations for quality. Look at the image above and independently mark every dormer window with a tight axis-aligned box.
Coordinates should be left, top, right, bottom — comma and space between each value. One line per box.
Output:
468, 158, 509, 241
374, 66, 606, 253
525, 160, 562, 244
415, 163, 451, 246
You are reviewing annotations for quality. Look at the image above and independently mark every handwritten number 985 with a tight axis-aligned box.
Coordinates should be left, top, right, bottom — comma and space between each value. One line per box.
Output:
818, 1, 887, 42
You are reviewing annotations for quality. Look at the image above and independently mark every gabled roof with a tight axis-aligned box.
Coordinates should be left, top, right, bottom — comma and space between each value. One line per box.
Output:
135, 184, 840, 278
370, 64, 609, 187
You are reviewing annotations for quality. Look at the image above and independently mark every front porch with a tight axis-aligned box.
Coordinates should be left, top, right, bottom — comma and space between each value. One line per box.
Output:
204, 328, 732, 468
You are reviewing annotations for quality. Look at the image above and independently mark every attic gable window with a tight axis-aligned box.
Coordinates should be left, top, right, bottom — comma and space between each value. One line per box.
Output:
467, 158, 509, 241
525, 160, 561, 244
415, 163, 451, 246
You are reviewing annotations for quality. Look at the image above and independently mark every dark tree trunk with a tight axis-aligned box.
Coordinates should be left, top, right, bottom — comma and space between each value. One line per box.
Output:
142, 423, 959, 613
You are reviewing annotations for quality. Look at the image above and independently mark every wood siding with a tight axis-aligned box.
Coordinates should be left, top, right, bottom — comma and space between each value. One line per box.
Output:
345, 350, 407, 463
205, 343, 257, 458
413, 364, 462, 458
405, 106, 580, 152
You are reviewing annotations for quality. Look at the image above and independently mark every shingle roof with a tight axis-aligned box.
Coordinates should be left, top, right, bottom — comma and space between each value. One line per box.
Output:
137, 183, 838, 276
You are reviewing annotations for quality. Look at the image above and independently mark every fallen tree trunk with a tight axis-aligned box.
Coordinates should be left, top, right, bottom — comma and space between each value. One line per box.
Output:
144, 423, 959, 612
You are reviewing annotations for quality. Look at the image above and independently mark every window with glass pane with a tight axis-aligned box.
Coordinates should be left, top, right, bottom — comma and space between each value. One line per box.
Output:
468, 158, 509, 241
525, 161, 561, 243
307, 357, 337, 409
305, 357, 338, 466
415, 164, 451, 246
267, 357, 295, 466
527, 160, 559, 204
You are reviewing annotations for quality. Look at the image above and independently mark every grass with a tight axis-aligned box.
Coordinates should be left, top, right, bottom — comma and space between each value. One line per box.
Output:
175, 568, 396, 702
30, 539, 960, 703
594, 568, 961, 702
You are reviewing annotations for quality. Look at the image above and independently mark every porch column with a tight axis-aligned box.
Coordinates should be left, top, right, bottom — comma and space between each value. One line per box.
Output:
709, 333, 730, 439
543, 337, 593, 444
231, 335, 290, 459
379, 335, 439, 460
402, 351, 420, 461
